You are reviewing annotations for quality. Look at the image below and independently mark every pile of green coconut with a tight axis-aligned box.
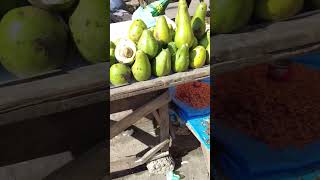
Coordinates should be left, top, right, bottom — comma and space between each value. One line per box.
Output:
0, 0, 107, 77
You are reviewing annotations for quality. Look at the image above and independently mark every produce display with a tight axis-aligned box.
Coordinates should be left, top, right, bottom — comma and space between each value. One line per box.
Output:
0, 0, 107, 78
110, 0, 210, 86
214, 64, 320, 149
212, 0, 320, 34
175, 81, 210, 109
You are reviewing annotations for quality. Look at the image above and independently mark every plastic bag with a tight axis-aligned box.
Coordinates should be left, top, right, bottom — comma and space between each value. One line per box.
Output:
110, 0, 124, 12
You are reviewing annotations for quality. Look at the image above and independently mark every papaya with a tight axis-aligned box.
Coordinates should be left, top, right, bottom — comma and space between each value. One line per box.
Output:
128, 19, 147, 43
212, 0, 254, 34
131, 50, 151, 81
110, 63, 131, 85
152, 48, 171, 77
69, 0, 107, 63
173, 44, 189, 72
191, 2, 207, 40
0, 6, 68, 77
190, 46, 206, 69
174, 0, 194, 48
255, 0, 304, 21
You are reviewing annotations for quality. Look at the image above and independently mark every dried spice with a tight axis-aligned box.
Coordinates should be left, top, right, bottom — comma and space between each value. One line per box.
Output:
213, 63, 320, 149
175, 81, 210, 108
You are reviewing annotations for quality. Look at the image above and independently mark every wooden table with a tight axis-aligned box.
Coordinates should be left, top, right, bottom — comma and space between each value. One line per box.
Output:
0, 62, 108, 126
110, 66, 210, 174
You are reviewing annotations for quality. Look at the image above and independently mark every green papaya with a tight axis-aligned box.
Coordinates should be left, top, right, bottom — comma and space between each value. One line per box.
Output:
154, 16, 171, 45
199, 30, 210, 48
110, 63, 131, 86
255, 0, 304, 21
199, 30, 210, 64
137, 30, 159, 59
173, 44, 189, 72
191, 2, 207, 40
168, 42, 177, 68
212, 0, 254, 34
69, 0, 107, 63
190, 46, 206, 69
152, 48, 171, 77
0, 6, 68, 77
110, 41, 116, 65
128, 19, 147, 43
191, 36, 198, 50
132, 50, 151, 81
174, 0, 194, 48
168, 23, 175, 41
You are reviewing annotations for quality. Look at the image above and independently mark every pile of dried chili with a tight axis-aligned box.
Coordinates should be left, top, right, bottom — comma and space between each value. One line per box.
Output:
175, 81, 210, 109
213, 63, 320, 149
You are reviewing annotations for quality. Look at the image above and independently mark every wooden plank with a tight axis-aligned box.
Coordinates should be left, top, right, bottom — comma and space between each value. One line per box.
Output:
212, 11, 320, 75
44, 143, 106, 180
0, 90, 107, 126
0, 102, 106, 167
0, 63, 108, 125
152, 110, 161, 125
110, 90, 163, 114
110, 91, 171, 139
110, 66, 209, 101
158, 105, 170, 152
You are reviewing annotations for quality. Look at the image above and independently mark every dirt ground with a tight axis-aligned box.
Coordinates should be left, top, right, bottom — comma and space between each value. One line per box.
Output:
110, 110, 210, 180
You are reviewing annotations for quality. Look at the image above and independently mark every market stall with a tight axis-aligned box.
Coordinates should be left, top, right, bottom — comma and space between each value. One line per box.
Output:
109, 0, 210, 176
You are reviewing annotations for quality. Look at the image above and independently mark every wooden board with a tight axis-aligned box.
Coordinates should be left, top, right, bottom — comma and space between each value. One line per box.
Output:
0, 63, 108, 126
110, 66, 209, 101
212, 10, 320, 75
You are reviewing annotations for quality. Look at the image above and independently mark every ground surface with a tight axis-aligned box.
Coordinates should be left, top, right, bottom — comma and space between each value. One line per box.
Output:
110, 110, 210, 180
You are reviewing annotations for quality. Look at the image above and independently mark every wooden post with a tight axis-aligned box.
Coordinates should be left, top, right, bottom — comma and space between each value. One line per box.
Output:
158, 104, 170, 152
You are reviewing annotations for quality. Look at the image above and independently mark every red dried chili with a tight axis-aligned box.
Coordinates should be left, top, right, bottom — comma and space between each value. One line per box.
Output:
213, 63, 320, 149
175, 81, 210, 109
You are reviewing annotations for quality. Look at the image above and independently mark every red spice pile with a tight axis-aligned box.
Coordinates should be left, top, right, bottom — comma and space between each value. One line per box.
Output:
175, 81, 210, 109
213, 63, 320, 149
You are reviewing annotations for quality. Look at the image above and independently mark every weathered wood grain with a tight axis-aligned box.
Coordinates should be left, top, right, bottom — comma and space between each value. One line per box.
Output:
0, 63, 108, 125
212, 11, 320, 75
110, 66, 209, 101
158, 105, 170, 152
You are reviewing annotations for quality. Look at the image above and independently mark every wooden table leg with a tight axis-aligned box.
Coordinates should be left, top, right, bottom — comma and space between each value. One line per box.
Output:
158, 104, 170, 152
110, 91, 170, 139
